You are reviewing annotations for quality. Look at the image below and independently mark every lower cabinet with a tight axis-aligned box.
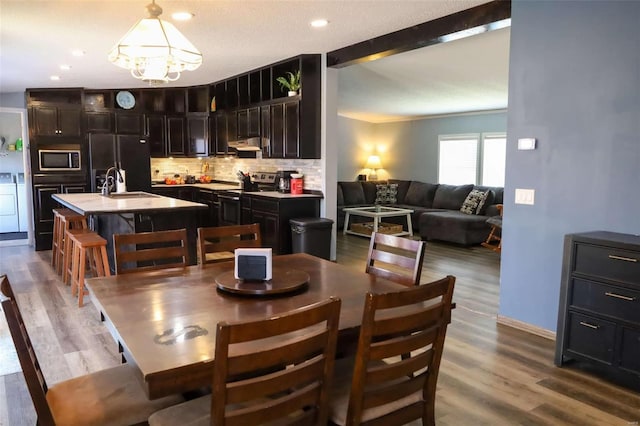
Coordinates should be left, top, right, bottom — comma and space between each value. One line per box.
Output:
33, 180, 87, 251
197, 189, 218, 227
242, 194, 320, 255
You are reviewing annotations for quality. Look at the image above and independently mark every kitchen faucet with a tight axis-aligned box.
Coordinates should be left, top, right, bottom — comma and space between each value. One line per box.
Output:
101, 166, 125, 196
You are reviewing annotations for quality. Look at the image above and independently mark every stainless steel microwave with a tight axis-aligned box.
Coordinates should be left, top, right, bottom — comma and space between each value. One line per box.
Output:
38, 149, 81, 171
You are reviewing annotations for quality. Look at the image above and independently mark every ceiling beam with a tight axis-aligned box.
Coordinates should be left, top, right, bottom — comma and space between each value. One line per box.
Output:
327, 0, 511, 68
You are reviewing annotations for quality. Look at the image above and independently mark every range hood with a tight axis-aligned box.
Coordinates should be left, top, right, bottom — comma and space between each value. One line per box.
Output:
228, 137, 263, 151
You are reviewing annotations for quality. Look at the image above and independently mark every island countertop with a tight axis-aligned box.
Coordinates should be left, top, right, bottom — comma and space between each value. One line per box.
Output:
52, 192, 208, 215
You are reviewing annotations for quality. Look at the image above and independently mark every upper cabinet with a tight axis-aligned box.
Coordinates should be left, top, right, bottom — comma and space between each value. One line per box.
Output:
28, 89, 83, 141
28, 54, 320, 158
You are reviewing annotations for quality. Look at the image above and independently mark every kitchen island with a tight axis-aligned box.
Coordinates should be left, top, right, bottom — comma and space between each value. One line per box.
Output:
52, 192, 207, 269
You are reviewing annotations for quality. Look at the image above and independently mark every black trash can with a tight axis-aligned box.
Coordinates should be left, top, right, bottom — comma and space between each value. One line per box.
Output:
290, 218, 333, 260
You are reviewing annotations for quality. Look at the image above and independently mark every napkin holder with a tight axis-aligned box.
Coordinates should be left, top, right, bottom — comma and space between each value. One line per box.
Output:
234, 248, 272, 281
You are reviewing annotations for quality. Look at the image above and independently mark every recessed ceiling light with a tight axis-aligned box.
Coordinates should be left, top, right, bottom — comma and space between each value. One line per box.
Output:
60, 65, 72, 71
172, 11, 194, 21
50, 75, 60, 81
310, 19, 329, 28
71, 49, 85, 57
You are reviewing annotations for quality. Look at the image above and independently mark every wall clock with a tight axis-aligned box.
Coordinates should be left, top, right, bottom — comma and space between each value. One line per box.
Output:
116, 91, 136, 109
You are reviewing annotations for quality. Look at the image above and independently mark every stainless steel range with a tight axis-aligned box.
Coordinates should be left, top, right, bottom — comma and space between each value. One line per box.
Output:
250, 171, 277, 191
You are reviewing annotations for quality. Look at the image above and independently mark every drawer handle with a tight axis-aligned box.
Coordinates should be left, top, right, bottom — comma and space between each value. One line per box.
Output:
579, 321, 600, 330
608, 254, 638, 263
604, 292, 636, 302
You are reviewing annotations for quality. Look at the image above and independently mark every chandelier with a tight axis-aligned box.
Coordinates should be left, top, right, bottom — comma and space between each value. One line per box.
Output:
108, 0, 203, 84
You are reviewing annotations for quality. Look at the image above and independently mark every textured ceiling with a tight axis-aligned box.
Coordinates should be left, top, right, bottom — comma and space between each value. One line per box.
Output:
0, 0, 506, 121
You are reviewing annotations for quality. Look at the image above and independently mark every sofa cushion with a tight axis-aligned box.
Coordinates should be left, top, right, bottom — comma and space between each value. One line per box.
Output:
388, 179, 411, 204
337, 184, 344, 206
375, 183, 398, 204
404, 181, 438, 207
340, 182, 366, 205
361, 181, 379, 204
432, 184, 474, 210
460, 189, 491, 215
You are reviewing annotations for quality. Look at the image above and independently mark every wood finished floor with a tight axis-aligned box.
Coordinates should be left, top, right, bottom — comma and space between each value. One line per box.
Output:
1, 236, 639, 425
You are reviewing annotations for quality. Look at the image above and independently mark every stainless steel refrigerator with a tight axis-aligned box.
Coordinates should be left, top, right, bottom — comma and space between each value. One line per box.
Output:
88, 134, 151, 192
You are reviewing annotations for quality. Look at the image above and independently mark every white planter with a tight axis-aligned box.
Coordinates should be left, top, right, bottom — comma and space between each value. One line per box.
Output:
288, 91, 297, 97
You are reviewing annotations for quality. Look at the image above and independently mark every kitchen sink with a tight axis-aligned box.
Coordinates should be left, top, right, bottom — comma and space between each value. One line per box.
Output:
104, 191, 160, 199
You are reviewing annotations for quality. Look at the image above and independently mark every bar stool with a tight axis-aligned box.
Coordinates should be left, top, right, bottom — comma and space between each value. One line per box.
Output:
52, 209, 87, 276
69, 232, 110, 307
62, 228, 95, 286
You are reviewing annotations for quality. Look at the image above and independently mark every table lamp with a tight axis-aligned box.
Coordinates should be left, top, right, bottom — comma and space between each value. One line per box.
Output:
365, 155, 382, 181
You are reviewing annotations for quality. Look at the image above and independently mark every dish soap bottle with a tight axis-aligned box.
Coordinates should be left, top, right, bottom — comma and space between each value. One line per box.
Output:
15, 137, 23, 151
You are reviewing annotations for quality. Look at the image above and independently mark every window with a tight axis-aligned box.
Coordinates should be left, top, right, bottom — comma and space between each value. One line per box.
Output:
481, 134, 507, 187
438, 133, 506, 186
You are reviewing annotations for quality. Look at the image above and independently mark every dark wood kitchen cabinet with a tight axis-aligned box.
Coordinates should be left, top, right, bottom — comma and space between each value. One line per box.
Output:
242, 194, 320, 255
85, 111, 113, 133
32, 180, 87, 251
167, 116, 186, 156
115, 112, 143, 134
31, 105, 82, 139
556, 231, 640, 390
146, 115, 166, 157
187, 115, 208, 156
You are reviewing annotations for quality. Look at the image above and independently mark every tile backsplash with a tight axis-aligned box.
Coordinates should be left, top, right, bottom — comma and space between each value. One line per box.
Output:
150, 157, 322, 190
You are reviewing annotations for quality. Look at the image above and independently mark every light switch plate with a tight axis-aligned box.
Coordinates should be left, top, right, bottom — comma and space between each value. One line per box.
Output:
515, 188, 535, 205
517, 138, 537, 150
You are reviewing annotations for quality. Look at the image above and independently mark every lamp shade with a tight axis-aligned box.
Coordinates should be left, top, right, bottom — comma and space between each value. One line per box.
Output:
108, 1, 202, 84
365, 155, 382, 170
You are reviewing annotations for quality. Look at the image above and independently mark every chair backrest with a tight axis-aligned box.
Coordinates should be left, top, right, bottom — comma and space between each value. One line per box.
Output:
197, 223, 261, 265
211, 297, 341, 426
113, 229, 188, 274
0, 275, 56, 426
345, 275, 455, 426
365, 232, 426, 286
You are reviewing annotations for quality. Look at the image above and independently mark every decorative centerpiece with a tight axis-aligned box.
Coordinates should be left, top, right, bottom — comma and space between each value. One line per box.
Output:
276, 70, 301, 96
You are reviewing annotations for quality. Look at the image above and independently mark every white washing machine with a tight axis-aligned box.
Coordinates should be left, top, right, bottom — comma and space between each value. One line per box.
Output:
0, 172, 19, 233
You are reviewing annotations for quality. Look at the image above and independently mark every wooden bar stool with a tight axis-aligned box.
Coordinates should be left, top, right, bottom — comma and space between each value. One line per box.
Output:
62, 228, 95, 286
52, 209, 87, 276
69, 232, 110, 307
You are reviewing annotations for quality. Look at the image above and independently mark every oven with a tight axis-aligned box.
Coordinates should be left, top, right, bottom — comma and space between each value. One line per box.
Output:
38, 146, 81, 171
218, 192, 241, 226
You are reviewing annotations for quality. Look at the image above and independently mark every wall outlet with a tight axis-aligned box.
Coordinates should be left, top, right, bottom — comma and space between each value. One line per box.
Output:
515, 188, 535, 205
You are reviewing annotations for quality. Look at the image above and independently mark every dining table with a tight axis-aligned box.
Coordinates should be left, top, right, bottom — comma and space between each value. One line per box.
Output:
85, 253, 407, 400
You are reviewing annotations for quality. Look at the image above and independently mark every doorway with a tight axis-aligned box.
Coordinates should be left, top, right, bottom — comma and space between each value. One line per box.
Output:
0, 107, 33, 247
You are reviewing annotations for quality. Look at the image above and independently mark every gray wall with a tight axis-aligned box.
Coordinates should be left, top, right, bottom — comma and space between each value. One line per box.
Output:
501, 1, 640, 331
337, 112, 507, 183
0, 93, 26, 108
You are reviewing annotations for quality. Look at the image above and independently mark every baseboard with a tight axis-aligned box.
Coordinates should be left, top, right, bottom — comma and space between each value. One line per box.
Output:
496, 314, 556, 341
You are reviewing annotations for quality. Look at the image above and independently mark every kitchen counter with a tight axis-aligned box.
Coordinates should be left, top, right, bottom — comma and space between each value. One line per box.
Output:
152, 182, 242, 191
52, 192, 207, 215
52, 192, 207, 269
152, 183, 323, 199
222, 189, 323, 199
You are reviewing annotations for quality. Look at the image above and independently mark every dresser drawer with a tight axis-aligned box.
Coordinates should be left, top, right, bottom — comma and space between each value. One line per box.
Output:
566, 312, 616, 365
571, 278, 640, 323
574, 243, 640, 285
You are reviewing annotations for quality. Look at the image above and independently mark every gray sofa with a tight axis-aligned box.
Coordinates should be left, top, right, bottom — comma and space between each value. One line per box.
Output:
337, 179, 503, 245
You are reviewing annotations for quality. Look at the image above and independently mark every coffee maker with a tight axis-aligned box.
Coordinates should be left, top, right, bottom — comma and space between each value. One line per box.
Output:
275, 170, 297, 193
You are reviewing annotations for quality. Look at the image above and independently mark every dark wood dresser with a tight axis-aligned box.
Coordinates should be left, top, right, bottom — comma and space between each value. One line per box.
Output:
555, 231, 640, 388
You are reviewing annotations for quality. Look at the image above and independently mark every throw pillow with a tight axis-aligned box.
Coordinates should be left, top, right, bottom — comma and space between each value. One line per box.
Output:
375, 183, 398, 204
460, 190, 490, 215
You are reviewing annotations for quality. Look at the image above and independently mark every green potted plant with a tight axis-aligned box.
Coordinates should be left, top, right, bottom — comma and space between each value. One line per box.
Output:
276, 70, 301, 96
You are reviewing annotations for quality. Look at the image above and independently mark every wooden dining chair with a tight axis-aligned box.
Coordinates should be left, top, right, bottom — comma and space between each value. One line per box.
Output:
481, 204, 503, 253
328, 275, 455, 426
148, 297, 342, 426
0, 275, 185, 426
197, 223, 261, 265
114, 228, 188, 274
365, 231, 426, 286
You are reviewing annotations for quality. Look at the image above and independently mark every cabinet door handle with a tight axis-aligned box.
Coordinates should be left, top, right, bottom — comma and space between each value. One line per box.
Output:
608, 254, 637, 263
604, 292, 636, 302
579, 321, 600, 330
